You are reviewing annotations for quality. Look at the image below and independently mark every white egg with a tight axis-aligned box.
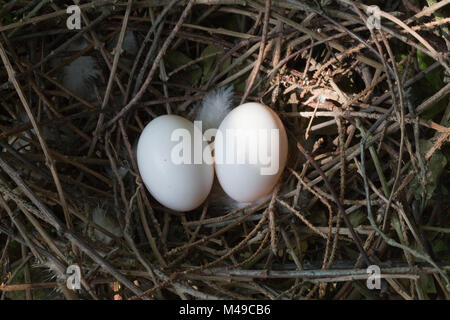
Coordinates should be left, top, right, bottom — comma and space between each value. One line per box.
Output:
214, 102, 288, 203
137, 115, 214, 211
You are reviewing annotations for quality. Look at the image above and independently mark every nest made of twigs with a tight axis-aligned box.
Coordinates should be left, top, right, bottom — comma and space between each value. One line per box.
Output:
0, 0, 449, 300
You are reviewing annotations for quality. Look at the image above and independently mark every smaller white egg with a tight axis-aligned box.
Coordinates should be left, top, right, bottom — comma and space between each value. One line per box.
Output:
137, 115, 214, 211
214, 102, 288, 203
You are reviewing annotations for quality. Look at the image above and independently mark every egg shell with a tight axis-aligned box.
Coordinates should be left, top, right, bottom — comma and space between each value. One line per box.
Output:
137, 115, 214, 211
214, 102, 288, 203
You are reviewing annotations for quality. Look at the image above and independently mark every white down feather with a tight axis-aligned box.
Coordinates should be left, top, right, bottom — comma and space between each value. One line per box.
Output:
195, 85, 234, 131
54, 38, 100, 101
92, 206, 123, 245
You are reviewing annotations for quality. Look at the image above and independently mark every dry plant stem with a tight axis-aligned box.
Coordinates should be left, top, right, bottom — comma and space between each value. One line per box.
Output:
358, 133, 450, 290
269, 183, 279, 256
170, 204, 210, 266
327, 8, 442, 63
296, 143, 372, 267
20, 137, 112, 186
1, 254, 33, 300
129, 268, 223, 300
171, 4, 218, 50
355, 120, 390, 198
25, 78, 92, 142
0, 207, 88, 299
44, 39, 95, 77
84, 247, 119, 280
118, 120, 166, 260
167, 204, 262, 256
349, 4, 450, 290
0, 0, 114, 32
199, 29, 292, 94
327, 115, 345, 268
137, 210, 271, 300
287, 169, 335, 263
277, 198, 326, 239
340, 0, 441, 61
280, 229, 302, 271
0, 278, 118, 292
105, 129, 164, 299
37, 72, 99, 111
241, 0, 271, 103
199, 267, 430, 281
0, 223, 64, 266
133, 21, 165, 98
304, 66, 448, 188
168, 51, 219, 77
10, 10, 111, 81
21, 245, 31, 300
376, 28, 407, 233
254, 1, 383, 70
0, 157, 148, 299
127, 0, 178, 101
408, 0, 450, 21
236, 231, 270, 269
1, 0, 449, 301
267, 33, 347, 80
0, 196, 43, 262
304, 102, 319, 140
104, 0, 195, 128
373, 61, 442, 106
286, 0, 387, 67
0, 236, 10, 270
14, 200, 66, 263
88, 0, 133, 159
187, 194, 272, 227
283, 111, 447, 133
0, 40, 74, 235
132, 189, 282, 300
355, 158, 424, 250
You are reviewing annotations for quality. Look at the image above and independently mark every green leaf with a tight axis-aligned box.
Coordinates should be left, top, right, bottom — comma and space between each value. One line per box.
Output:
432, 239, 446, 254
391, 215, 403, 243
232, 77, 247, 94
309, 210, 327, 226
200, 45, 221, 80
342, 246, 360, 260
277, 248, 284, 257
165, 50, 202, 87
186, 68, 203, 87
442, 185, 449, 197
410, 139, 447, 208
165, 50, 193, 70
416, 49, 447, 119
199, 45, 231, 86
223, 14, 245, 33
419, 274, 437, 295
349, 210, 367, 227
417, 50, 442, 92
239, 251, 252, 259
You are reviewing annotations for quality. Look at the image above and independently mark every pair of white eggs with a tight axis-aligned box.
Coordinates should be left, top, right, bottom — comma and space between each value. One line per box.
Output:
136, 102, 288, 212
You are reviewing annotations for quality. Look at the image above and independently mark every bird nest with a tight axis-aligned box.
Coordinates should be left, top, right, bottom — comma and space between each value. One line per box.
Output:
0, 0, 449, 300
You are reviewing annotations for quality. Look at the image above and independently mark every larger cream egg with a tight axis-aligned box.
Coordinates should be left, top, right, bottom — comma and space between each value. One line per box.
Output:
137, 115, 214, 211
214, 102, 288, 203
